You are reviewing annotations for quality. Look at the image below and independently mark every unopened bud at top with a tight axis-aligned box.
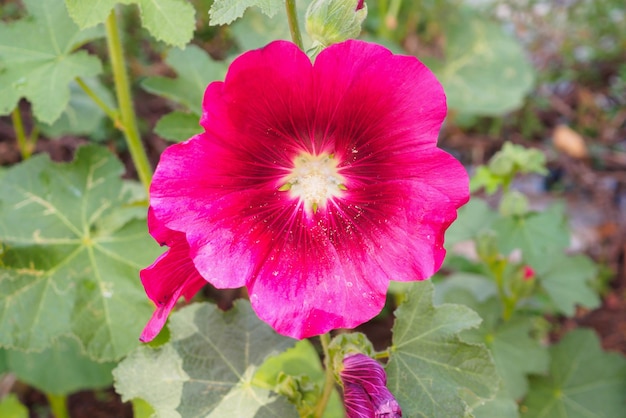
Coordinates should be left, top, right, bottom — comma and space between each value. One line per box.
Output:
306, 0, 368, 49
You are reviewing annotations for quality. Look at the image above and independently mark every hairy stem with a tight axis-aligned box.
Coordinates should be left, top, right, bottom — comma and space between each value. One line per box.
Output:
47, 394, 69, 418
285, 0, 304, 50
374, 349, 391, 360
75, 77, 122, 129
11, 107, 33, 159
493, 261, 516, 321
314, 333, 335, 418
105, 9, 153, 192
379, 0, 402, 37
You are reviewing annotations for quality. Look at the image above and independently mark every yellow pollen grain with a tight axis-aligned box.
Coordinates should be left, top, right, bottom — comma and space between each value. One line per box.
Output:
279, 152, 346, 214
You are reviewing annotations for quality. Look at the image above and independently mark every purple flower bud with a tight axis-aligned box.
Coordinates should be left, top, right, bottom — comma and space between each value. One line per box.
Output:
340, 354, 402, 418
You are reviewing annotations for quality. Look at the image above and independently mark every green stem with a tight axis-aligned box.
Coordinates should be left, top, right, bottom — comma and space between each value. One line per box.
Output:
386, 0, 402, 26
11, 107, 32, 159
75, 77, 122, 127
104, 9, 153, 192
285, 0, 304, 50
493, 261, 516, 321
314, 333, 334, 418
377, 0, 389, 37
47, 394, 70, 418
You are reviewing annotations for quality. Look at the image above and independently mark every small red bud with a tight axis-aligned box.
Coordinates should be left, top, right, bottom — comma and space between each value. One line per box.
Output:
523, 265, 535, 281
356, 0, 365, 10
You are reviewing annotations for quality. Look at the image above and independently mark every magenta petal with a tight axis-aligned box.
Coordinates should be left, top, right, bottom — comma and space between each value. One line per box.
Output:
344, 383, 375, 418
139, 218, 206, 342
341, 354, 402, 418
313, 40, 447, 158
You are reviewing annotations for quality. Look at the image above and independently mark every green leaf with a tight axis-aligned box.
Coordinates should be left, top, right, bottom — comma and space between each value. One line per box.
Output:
436, 283, 549, 400
114, 344, 188, 415
141, 45, 227, 115
473, 386, 519, 418
230, 2, 310, 51
65, 0, 195, 47
39, 77, 115, 138
493, 204, 570, 267
0, 145, 160, 361
481, 316, 549, 400
386, 281, 499, 417
255, 339, 324, 384
6, 335, 115, 395
114, 301, 298, 418
0, 348, 6, 373
469, 166, 503, 195
433, 7, 535, 115
132, 399, 155, 418
209, 0, 283, 26
0, 0, 103, 124
466, 302, 549, 400
433, 273, 498, 306
0, 394, 28, 418
231, 8, 291, 50
254, 340, 344, 418
154, 111, 202, 142
445, 198, 496, 246
536, 254, 601, 316
521, 329, 626, 418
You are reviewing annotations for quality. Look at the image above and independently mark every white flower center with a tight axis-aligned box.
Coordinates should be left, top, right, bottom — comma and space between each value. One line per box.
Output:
280, 152, 346, 214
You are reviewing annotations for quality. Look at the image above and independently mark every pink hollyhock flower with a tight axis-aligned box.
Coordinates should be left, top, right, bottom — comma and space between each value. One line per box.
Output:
340, 354, 402, 418
140, 39, 468, 342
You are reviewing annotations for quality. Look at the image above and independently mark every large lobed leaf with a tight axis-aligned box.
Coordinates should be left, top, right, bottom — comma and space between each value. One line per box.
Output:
39, 77, 115, 138
435, 277, 549, 401
534, 254, 600, 316
473, 386, 520, 418
463, 300, 549, 401
114, 301, 298, 418
493, 204, 569, 268
209, 0, 283, 26
0, 0, 103, 124
65, 0, 195, 47
433, 7, 535, 116
5, 336, 115, 395
0, 145, 160, 361
386, 281, 500, 417
521, 329, 626, 418
154, 111, 203, 143
142, 45, 227, 142
254, 340, 344, 417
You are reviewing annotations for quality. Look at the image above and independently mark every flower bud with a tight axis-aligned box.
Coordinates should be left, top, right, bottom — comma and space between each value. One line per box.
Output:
523, 265, 535, 281
340, 354, 402, 418
509, 264, 536, 301
499, 190, 529, 216
306, 0, 368, 48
